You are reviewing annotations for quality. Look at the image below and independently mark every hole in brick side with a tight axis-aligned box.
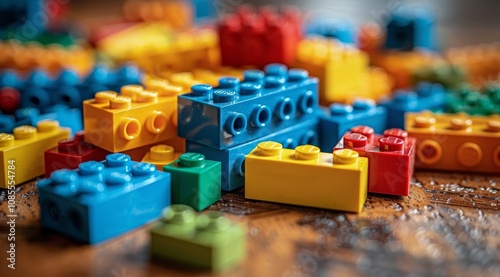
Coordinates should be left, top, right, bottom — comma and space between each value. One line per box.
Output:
69, 209, 83, 230
251, 105, 271, 128
47, 200, 61, 222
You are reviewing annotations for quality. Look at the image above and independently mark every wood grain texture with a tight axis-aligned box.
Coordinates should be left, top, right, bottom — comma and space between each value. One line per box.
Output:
1, 171, 499, 277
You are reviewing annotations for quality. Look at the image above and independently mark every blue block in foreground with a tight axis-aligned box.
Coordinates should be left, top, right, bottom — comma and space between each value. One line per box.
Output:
38, 153, 171, 244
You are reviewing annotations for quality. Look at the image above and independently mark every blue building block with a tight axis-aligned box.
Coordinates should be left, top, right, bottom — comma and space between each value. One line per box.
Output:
305, 17, 355, 44
2, 64, 142, 111
186, 117, 319, 191
379, 82, 446, 129
318, 99, 387, 152
38, 153, 171, 244
191, 0, 217, 23
0, 0, 45, 37
384, 5, 436, 51
178, 64, 319, 150
0, 105, 82, 136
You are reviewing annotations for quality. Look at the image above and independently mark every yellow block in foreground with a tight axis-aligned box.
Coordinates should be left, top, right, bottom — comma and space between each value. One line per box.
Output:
0, 121, 70, 188
245, 142, 369, 213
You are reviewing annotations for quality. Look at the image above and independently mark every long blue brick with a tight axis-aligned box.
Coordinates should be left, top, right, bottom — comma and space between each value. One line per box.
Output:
178, 63, 319, 150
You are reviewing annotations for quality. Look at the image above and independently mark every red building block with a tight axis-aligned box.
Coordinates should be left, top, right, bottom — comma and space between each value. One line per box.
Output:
0, 87, 21, 114
44, 131, 110, 177
218, 5, 301, 68
334, 126, 416, 196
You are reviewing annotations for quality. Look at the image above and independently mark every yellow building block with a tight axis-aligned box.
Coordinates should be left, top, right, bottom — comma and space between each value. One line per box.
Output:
83, 83, 184, 153
294, 37, 391, 105
143, 67, 245, 91
0, 120, 70, 188
245, 142, 369, 213
141, 144, 181, 170
405, 112, 500, 173
371, 50, 442, 89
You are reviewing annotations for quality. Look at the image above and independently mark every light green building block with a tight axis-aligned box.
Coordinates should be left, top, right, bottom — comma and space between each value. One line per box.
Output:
150, 205, 246, 271
163, 153, 221, 211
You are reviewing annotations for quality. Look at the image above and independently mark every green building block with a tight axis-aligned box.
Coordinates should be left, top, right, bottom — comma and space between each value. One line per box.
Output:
150, 205, 246, 271
163, 153, 221, 211
445, 83, 498, 115
412, 64, 467, 90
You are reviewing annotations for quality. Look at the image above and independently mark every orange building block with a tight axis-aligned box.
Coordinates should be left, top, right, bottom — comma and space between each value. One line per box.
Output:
294, 37, 392, 105
371, 50, 442, 89
123, 0, 192, 29
83, 83, 184, 153
0, 41, 94, 76
446, 43, 500, 86
405, 112, 500, 174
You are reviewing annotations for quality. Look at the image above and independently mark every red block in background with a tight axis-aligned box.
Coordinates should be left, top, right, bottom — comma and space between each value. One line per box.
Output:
44, 131, 110, 177
334, 126, 416, 196
218, 5, 302, 68
0, 87, 21, 114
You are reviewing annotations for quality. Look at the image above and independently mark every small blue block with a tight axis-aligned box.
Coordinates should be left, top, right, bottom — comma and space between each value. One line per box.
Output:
186, 117, 319, 191
38, 153, 171, 244
318, 99, 387, 152
379, 82, 446, 129
178, 64, 319, 150
384, 5, 436, 51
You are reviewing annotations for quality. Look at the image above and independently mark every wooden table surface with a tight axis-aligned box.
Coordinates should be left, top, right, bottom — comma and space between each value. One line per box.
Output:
1, 170, 500, 277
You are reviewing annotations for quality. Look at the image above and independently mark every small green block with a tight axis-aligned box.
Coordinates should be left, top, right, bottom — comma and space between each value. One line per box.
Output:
150, 205, 246, 271
163, 153, 221, 211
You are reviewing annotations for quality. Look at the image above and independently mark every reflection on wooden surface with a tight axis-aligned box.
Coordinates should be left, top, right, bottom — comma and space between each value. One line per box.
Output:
1, 170, 499, 276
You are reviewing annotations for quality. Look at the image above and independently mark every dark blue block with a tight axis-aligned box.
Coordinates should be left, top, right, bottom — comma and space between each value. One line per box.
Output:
186, 117, 319, 191
38, 153, 171, 244
178, 64, 319, 150
384, 5, 435, 51
379, 82, 446, 129
318, 99, 387, 152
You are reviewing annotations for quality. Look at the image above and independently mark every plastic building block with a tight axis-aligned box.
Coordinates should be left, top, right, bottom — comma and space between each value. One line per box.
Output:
123, 0, 192, 28
405, 112, 500, 174
412, 63, 467, 90
245, 142, 368, 212
0, 41, 94, 75
357, 22, 384, 55
384, 5, 436, 51
446, 43, 500, 86
334, 126, 416, 196
83, 83, 181, 153
379, 82, 446, 129
305, 17, 355, 44
219, 5, 301, 68
0, 0, 45, 37
141, 144, 181, 170
371, 50, 442, 89
123, 136, 186, 161
294, 37, 391, 104
0, 120, 70, 188
318, 99, 387, 152
163, 153, 221, 211
178, 64, 319, 149
191, 0, 217, 22
150, 205, 245, 271
44, 131, 110, 178
444, 84, 499, 115
39, 153, 171, 244
186, 117, 319, 191
0, 87, 20, 113
98, 24, 219, 72
0, 105, 82, 135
